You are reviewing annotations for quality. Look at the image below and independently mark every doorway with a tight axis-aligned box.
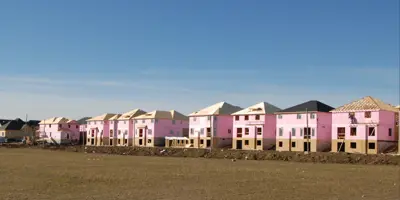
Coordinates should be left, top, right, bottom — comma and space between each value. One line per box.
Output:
337, 142, 345, 152
236, 140, 242, 150
304, 142, 311, 152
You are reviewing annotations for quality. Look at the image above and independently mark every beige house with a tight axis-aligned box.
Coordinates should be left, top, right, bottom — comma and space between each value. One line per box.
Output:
0, 118, 38, 142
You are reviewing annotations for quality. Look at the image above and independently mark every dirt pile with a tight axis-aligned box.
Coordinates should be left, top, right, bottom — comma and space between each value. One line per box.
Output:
1, 144, 399, 165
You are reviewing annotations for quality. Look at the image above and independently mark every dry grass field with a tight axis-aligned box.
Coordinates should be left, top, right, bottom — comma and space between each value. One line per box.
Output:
0, 149, 399, 200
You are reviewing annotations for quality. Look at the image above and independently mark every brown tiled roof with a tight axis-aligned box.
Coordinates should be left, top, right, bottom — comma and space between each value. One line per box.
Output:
331, 96, 398, 112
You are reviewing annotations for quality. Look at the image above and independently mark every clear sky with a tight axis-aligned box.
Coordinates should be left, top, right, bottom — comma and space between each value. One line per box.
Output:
0, 0, 399, 120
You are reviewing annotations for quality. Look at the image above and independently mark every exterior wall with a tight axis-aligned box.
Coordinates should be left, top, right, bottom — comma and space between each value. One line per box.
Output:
276, 112, 331, 152
232, 114, 276, 150
188, 115, 233, 148
134, 118, 189, 147
39, 122, 80, 144
86, 120, 110, 146
331, 110, 397, 154
117, 120, 131, 146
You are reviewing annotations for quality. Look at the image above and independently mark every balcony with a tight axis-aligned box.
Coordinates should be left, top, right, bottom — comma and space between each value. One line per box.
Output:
303, 135, 311, 139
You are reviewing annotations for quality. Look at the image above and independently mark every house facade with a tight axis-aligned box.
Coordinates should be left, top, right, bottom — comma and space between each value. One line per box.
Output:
231, 102, 281, 150
77, 117, 90, 145
0, 118, 35, 142
86, 113, 116, 146
133, 110, 189, 147
115, 109, 146, 146
38, 117, 80, 144
275, 101, 334, 152
331, 96, 398, 154
188, 102, 242, 148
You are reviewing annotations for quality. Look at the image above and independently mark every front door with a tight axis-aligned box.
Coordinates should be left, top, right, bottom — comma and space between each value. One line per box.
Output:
304, 142, 310, 152
236, 140, 242, 150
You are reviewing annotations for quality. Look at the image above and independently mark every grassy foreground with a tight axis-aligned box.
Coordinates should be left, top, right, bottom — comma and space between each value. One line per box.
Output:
0, 149, 398, 200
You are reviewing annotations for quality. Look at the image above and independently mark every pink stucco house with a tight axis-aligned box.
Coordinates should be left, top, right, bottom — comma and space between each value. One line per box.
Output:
231, 102, 281, 150
275, 100, 334, 152
188, 102, 242, 148
115, 109, 146, 146
133, 110, 189, 147
86, 113, 117, 146
331, 96, 398, 154
38, 117, 80, 144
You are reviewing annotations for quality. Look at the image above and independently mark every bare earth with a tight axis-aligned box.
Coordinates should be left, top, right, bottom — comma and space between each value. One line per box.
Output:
0, 149, 399, 200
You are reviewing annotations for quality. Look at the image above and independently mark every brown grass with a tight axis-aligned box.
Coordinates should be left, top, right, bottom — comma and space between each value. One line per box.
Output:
0, 149, 399, 200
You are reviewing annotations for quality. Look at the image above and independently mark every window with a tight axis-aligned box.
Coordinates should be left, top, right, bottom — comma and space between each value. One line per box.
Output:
291, 142, 296, 148
389, 128, 392, 136
244, 115, 249, 120
291, 128, 296, 136
350, 127, 357, 136
350, 142, 357, 149
207, 116, 211, 120
368, 143, 375, 149
365, 111, 371, 118
244, 140, 249, 145
278, 128, 283, 136
190, 139, 194, 144
49, 132, 52, 137
193, 117, 196, 121
237, 128, 243, 134
310, 113, 315, 119
59, 124, 62, 128
110, 130, 113, 137
49, 124, 52, 128
200, 128, 204, 135
147, 139, 152, 144
76, 125, 79, 129
190, 128, 194, 135
142, 120, 145, 123
124, 139, 127, 144
278, 141, 283, 147
124, 130, 128, 135
228, 129, 232, 134
257, 127, 262, 135
297, 114, 301, 119
200, 140, 204, 144
66, 134, 69, 139
257, 140, 261, 146
235, 116, 239, 121
134, 120, 138, 123
245, 128, 249, 135
278, 115, 282, 119
170, 130, 174, 135
255, 115, 260, 120
151, 119, 154, 123
300, 128, 303, 136
118, 139, 121, 144
68, 124, 71, 128
118, 130, 121, 135
368, 127, 375, 136
172, 120, 176, 124
311, 128, 315, 137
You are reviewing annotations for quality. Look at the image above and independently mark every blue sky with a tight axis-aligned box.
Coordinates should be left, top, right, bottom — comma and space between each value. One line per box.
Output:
0, 0, 399, 120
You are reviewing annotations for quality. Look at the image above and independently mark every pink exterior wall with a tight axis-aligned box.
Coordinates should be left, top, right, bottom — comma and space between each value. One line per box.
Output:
39, 122, 80, 143
276, 112, 331, 141
134, 118, 189, 138
331, 111, 380, 140
79, 124, 87, 132
117, 119, 133, 139
378, 111, 396, 141
233, 114, 276, 139
86, 120, 110, 138
188, 115, 233, 138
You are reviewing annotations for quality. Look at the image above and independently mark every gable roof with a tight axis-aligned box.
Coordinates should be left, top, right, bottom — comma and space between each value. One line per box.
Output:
189, 102, 242, 116
76, 117, 91, 125
134, 110, 188, 120
109, 114, 122, 120
331, 96, 398, 113
26, 120, 40, 126
0, 119, 11, 126
87, 113, 117, 121
395, 105, 400, 110
39, 117, 73, 124
0, 118, 25, 131
276, 100, 334, 113
232, 102, 281, 115
118, 109, 147, 120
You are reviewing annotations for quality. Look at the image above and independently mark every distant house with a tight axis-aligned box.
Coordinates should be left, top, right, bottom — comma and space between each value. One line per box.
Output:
231, 102, 281, 150
86, 113, 117, 146
275, 100, 334, 152
77, 117, 90, 145
0, 118, 31, 141
188, 102, 242, 148
38, 117, 80, 144
133, 110, 189, 147
116, 109, 146, 146
108, 114, 122, 146
331, 96, 398, 154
